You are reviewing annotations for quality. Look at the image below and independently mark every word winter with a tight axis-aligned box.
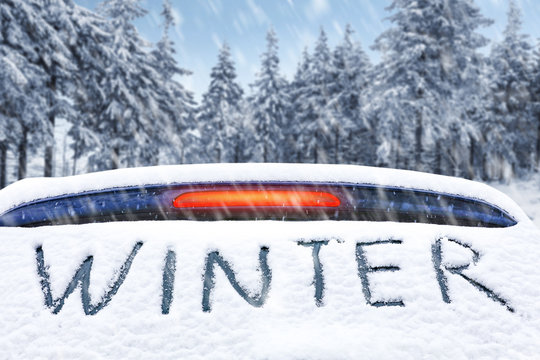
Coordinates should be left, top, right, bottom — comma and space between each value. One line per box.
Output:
35, 238, 513, 315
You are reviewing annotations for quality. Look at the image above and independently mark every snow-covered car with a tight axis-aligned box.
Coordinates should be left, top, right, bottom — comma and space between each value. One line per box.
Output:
1, 164, 539, 359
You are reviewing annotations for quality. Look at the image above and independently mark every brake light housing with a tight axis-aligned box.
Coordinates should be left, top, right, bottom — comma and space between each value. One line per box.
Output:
173, 190, 341, 209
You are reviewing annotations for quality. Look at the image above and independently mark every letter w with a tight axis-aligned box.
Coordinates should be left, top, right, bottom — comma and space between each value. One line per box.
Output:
35, 242, 143, 315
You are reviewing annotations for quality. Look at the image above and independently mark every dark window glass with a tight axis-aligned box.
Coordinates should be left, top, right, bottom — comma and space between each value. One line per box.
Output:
0, 183, 516, 228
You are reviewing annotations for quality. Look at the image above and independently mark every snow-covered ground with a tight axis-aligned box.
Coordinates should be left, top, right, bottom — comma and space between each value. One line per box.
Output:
491, 178, 540, 229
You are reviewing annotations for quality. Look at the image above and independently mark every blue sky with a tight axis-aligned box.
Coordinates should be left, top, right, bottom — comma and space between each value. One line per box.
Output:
75, 0, 540, 100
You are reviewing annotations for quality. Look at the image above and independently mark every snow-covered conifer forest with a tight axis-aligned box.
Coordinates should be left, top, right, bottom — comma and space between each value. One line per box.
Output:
1, 0, 540, 189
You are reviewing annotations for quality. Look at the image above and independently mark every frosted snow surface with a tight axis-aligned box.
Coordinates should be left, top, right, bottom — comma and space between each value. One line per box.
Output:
1, 164, 540, 359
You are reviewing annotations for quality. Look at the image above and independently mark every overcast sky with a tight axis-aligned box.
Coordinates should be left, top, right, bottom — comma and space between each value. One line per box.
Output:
75, 0, 540, 100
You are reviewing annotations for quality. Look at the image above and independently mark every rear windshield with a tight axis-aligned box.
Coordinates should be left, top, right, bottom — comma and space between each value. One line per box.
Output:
0, 183, 516, 228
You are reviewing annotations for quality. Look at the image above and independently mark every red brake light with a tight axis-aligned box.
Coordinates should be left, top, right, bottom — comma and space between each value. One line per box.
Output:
173, 190, 341, 209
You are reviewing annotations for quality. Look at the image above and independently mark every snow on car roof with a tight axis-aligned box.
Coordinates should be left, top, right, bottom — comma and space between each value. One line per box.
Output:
0, 163, 529, 223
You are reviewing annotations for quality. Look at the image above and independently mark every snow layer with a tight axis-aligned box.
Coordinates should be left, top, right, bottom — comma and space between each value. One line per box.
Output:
1, 220, 540, 359
0, 164, 530, 224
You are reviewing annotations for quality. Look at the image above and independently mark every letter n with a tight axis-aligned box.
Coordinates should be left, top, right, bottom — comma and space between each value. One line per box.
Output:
202, 247, 271, 312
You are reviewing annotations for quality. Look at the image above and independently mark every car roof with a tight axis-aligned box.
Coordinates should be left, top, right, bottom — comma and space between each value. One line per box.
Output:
0, 163, 530, 224
1, 165, 539, 358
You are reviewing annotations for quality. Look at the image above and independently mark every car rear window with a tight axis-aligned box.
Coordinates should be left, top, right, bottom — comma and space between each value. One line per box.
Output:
0, 183, 516, 228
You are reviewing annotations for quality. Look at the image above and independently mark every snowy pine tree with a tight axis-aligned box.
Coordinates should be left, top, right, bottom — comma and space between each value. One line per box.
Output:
0, 0, 74, 180
309, 28, 334, 163
292, 28, 333, 163
96, 0, 165, 169
40, 0, 78, 177
328, 24, 372, 165
434, 1, 493, 178
0, 52, 32, 185
151, 0, 195, 165
249, 28, 289, 162
534, 41, 540, 169
64, 2, 113, 174
286, 48, 311, 163
0, 42, 23, 186
487, 0, 534, 178
372, 0, 492, 174
197, 43, 244, 163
